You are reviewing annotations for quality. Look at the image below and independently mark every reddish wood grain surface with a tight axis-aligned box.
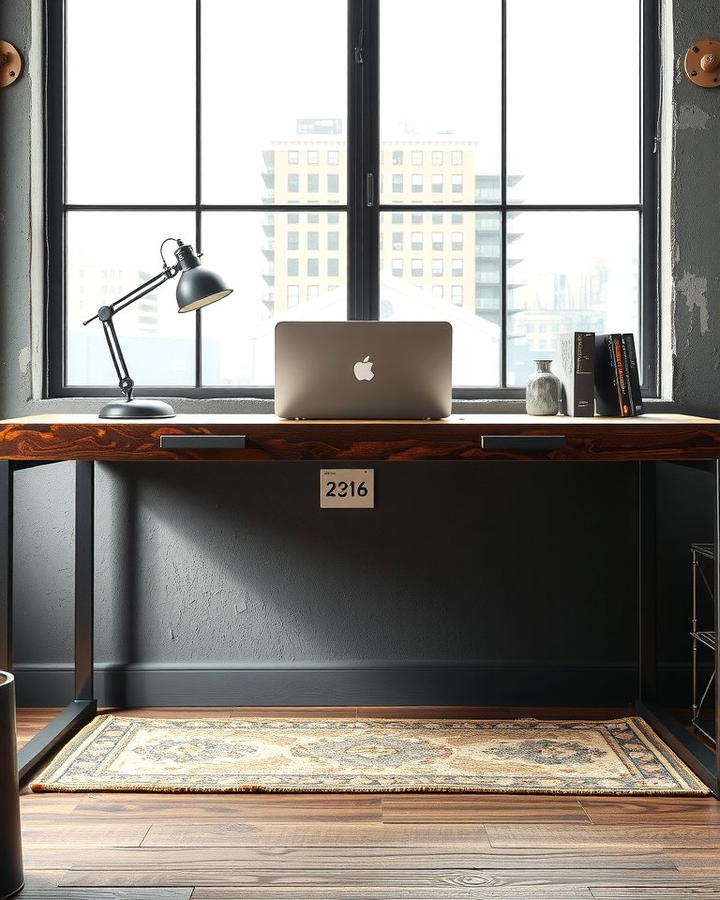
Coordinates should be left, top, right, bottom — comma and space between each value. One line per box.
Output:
2, 416, 720, 462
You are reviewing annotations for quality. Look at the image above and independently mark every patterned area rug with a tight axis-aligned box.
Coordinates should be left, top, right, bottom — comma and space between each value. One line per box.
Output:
31, 715, 708, 795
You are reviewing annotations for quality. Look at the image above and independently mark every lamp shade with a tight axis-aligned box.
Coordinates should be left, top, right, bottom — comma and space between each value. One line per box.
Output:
176, 267, 233, 313
173, 241, 233, 313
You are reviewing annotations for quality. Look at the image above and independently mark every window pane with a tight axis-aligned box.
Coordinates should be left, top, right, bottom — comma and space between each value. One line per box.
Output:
506, 211, 639, 386
507, 0, 640, 204
202, 0, 347, 204
66, 0, 195, 204
66, 212, 197, 387
201, 212, 347, 386
380, 0, 501, 205
380, 212, 501, 386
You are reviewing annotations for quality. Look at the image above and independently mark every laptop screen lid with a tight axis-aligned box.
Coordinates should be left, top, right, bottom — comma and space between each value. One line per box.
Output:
275, 321, 452, 419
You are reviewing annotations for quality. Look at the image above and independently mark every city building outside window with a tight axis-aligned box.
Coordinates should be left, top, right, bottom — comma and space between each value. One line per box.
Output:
307, 232, 319, 250
432, 150, 443, 165
451, 285, 463, 305
328, 150, 339, 164
411, 175, 423, 193
411, 232, 423, 251
411, 259, 423, 277
287, 258, 299, 277
307, 174, 319, 192
328, 231, 339, 251
451, 150, 463, 165
432, 232, 443, 251
307, 150, 318, 165
307, 258, 319, 277
327, 258, 339, 277
288, 150, 299, 165
432, 175, 443, 193
287, 285, 299, 307
411, 150, 423, 165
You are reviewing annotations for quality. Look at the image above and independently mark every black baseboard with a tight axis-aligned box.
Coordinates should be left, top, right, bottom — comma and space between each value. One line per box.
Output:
11, 661, 697, 708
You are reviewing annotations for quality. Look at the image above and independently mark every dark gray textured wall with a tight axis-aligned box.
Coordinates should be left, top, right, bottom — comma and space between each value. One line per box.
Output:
0, 1, 713, 706
671, 1, 720, 414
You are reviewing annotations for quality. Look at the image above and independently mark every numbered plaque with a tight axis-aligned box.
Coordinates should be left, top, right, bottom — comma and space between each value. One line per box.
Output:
320, 469, 374, 509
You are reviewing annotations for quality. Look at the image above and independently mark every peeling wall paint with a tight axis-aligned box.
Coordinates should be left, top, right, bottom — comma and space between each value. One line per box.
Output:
676, 103, 710, 130
17, 346, 31, 375
676, 271, 710, 337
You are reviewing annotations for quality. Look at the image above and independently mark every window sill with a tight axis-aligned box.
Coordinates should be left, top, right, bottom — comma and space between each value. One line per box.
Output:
22, 395, 679, 418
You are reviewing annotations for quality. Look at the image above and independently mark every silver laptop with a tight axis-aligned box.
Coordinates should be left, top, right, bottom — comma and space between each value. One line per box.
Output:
275, 321, 452, 419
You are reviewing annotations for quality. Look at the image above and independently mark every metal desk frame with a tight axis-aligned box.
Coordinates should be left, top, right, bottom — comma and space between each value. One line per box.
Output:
1, 460, 96, 781
1, 424, 719, 794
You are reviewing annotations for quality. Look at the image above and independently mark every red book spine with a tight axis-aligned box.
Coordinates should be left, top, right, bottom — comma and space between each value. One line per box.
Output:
612, 335, 630, 416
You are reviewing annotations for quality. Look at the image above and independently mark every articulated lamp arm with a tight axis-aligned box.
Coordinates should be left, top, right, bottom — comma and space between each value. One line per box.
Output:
82, 240, 182, 402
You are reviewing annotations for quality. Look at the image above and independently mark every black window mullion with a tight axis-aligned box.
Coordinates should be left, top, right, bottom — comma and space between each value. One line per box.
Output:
195, 0, 203, 388
500, 0, 508, 388
640, 0, 660, 395
45, 0, 67, 399
347, 0, 378, 321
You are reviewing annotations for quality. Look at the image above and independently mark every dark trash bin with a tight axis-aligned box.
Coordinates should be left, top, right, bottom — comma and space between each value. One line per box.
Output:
0, 672, 23, 899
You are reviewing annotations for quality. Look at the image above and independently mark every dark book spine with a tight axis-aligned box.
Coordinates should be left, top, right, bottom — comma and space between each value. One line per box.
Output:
573, 332, 595, 416
622, 333, 643, 415
594, 334, 620, 416
612, 334, 631, 416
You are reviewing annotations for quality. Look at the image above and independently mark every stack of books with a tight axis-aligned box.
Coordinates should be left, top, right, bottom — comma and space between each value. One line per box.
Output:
557, 332, 643, 417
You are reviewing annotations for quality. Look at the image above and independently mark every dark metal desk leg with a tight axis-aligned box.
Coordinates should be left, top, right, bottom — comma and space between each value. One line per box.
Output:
18, 461, 97, 783
75, 461, 95, 702
0, 461, 12, 673
638, 461, 657, 702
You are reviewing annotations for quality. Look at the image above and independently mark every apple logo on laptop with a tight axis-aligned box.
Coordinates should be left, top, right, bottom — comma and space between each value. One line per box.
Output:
353, 355, 375, 381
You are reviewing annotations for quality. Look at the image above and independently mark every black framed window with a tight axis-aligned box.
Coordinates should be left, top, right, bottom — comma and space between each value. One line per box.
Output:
46, 0, 658, 399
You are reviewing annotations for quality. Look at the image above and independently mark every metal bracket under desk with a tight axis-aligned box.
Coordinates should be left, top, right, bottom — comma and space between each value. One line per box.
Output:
0, 459, 97, 784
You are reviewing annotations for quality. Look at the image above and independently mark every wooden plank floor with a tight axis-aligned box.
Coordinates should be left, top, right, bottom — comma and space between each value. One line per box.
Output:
13, 707, 720, 899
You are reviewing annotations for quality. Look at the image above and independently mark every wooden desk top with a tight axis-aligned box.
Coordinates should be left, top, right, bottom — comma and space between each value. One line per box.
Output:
1, 412, 720, 462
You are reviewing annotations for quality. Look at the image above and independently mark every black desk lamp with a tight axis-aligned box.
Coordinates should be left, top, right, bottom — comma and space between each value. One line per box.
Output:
83, 238, 233, 419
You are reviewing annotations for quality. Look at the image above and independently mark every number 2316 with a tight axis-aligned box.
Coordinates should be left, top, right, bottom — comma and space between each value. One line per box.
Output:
325, 480, 368, 498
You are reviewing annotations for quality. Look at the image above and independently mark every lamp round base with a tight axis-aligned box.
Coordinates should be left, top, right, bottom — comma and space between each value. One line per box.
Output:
98, 398, 176, 419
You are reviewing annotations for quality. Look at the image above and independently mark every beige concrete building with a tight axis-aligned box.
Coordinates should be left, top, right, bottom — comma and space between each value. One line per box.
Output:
261, 124, 515, 321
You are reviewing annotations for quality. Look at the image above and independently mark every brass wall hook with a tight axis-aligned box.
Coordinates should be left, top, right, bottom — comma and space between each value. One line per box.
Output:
685, 40, 720, 87
0, 41, 22, 88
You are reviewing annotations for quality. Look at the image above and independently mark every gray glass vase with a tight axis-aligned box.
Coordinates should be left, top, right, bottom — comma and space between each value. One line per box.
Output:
525, 359, 561, 416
